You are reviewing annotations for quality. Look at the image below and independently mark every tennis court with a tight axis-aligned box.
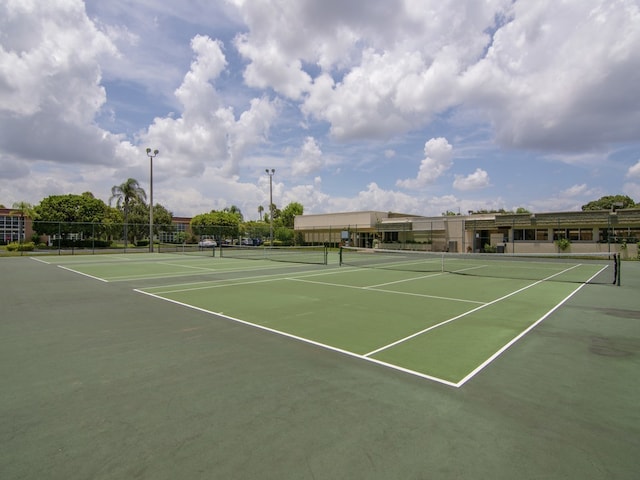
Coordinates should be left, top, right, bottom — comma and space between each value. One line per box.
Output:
36, 247, 615, 386
1, 249, 639, 479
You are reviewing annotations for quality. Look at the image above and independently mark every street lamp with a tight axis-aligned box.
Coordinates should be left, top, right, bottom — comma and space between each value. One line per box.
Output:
265, 168, 275, 245
146, 148, 159, 252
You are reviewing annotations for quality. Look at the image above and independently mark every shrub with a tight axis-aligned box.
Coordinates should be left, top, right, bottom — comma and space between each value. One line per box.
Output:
48, 239, 112, 248
555, 238, 571, 251
7, 242, 35, 251
483, 243, 497, 253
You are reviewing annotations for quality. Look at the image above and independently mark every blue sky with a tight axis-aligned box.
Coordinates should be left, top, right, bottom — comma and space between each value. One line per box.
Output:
1, 0, 640, 219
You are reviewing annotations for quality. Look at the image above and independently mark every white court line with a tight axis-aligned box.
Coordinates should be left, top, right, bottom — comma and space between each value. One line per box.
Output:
35, 255, 141, 266
106, 260, 311, 282
455, 264, 609, 387
287, 277, 485, 305
363, 263, 583, 358
140, 264, 361, 293
144, 269, 335, 294
57, 265, 109, 282
140, 265, 345, 293
133, 262, 604, 388
156, 261, 219, 272
30, 257, 50, 264
133, 288, 459, 388
153, 276, 291, 294
50, 255, 603, 387
366, 271, 446, 288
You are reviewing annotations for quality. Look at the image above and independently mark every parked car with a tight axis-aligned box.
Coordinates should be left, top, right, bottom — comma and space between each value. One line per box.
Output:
198, 238, 217, 248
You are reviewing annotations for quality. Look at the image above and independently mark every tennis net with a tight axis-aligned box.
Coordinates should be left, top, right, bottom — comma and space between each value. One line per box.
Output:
157, 243, 216, 257
220, 245, 328, 265
339, 246, 619, 285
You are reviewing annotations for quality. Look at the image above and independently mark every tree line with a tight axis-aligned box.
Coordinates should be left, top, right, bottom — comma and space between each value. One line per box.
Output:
5, 189, 637, 247
6, 178, 305, 247
444, 195, 636, 216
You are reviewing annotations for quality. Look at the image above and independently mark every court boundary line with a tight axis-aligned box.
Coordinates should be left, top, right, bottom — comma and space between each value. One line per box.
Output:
455, 265, 607, 386
57, 265, 109, 282
41, 256, 321, 283
30, 254, 144, 265
133, 288, 459, 388
30, 257, 50, 265
133, 266, 587, 388
287, 277, 485, 305
363, 264, 583, 357
142, 266, 351, 294
53, 256, 608, 387
106, 260, 325, 282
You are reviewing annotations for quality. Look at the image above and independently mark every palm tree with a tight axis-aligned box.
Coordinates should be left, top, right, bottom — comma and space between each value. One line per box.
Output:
224, 205, 243, 221
258, 205, 264, 222
11, 201, 36, 245
109, 178, 146, 247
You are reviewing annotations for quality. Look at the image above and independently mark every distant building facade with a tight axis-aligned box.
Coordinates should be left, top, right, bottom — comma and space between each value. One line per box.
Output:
294, 209, 640, 258
0, 208, 35, 244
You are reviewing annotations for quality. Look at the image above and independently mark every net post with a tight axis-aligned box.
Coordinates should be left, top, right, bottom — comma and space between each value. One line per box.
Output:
339, 246, 343, 266
616, 253, 621, 286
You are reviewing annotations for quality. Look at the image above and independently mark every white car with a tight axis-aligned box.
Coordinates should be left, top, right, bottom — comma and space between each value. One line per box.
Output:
198, 239, 217, 248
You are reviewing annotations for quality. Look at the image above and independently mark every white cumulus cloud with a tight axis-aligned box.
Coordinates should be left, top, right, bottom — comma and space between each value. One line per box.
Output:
291, 137, 324, 177
453, 168, 490, 191
396, 137, 453, 189
627, 160, 640, 178
144, 35, 278, 178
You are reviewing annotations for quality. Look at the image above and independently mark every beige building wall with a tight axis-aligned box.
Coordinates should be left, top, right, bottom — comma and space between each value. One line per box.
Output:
295, 211, 393, 246
294, 209, 640, 254
295, 211, 387, 230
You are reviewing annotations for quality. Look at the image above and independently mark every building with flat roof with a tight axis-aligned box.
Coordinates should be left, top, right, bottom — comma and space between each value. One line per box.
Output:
294, 209, 640, 258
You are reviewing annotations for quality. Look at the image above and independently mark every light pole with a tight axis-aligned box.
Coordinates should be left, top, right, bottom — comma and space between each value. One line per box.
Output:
146, 148, 159, 252
265, 168, 275, 245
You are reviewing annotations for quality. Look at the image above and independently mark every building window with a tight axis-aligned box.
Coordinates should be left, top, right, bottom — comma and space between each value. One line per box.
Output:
566, 228, 593, 241
536, 229, 549, 241
553, 229, 568, 241
605, 226, 640, 243
580, 229, 593, 241
384, 232, 399, 242
0, 214, 22, 244
514, 228, 549, 241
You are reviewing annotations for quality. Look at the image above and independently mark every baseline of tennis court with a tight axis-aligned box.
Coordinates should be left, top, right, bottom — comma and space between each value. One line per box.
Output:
42, 252, 610, 387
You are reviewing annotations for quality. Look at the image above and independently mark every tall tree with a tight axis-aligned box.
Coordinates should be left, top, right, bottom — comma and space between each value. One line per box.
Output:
34, 194, 109, 240
128, 202, 174, 243
258, 205, 264, 222
280, 202, 304, 228
581, 195, 636, 211
191, 210, 241, 240
224, 205, 244, 222
109, 178, 147, 246
264, 203, 281, 224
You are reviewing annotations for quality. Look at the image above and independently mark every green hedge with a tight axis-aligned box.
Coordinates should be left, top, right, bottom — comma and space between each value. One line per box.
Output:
6, 242, 35, 252
49, 239, 112, 248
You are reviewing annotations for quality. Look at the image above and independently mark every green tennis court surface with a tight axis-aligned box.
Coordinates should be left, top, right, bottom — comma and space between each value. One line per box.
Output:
32, 250, 619, 386
2, 252, 639, 479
